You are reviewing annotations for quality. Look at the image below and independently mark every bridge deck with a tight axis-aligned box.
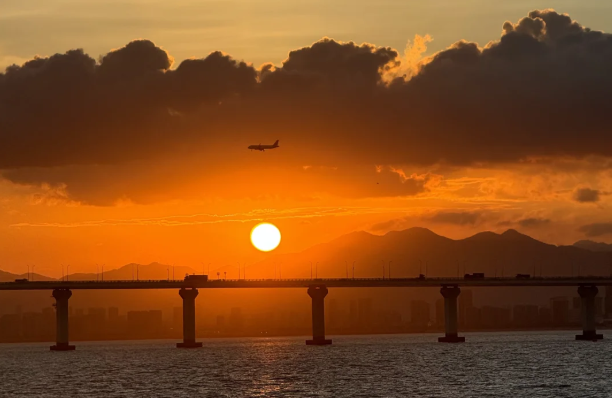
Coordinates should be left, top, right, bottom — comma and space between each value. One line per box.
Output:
1, 277, 612, 290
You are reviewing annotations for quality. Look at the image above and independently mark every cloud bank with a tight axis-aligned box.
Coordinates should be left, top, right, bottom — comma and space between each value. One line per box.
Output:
2, 10, 612, 203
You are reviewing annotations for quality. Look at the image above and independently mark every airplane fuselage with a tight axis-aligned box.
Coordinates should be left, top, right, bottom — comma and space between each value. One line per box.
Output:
248, 140, 279, 151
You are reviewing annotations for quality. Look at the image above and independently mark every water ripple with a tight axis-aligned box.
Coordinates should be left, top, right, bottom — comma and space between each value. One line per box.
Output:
0, 331, 610, 398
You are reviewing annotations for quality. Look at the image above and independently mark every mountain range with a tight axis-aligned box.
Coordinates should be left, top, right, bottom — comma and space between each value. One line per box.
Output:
249, 228, 612, 279
1, 228, 611, 313
2, 229, 611, 282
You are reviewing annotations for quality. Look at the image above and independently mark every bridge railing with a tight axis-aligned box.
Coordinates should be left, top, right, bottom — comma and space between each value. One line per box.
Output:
1, 275, 610, 285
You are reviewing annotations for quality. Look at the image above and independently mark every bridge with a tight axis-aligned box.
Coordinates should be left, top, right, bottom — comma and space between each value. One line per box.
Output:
3, 276, 612, 290
2, 276, 607, 350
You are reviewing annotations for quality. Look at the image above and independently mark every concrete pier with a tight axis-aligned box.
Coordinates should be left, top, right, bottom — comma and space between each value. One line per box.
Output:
50, 289, 75, 351
177, 288, 203, 348
438, 285, 465, 343
306, 285, 332, 345
575, 285, 603, 341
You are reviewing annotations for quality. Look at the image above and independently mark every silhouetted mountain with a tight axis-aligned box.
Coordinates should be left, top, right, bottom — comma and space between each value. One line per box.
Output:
573, 240, 612, 252
66, 262, 196, 281
0, 270, 55, 282
0, 263, 196, 282
250, 227, 612, 279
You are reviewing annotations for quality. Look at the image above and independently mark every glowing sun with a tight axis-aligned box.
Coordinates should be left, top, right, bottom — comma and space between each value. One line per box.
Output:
251, 223, 281, 252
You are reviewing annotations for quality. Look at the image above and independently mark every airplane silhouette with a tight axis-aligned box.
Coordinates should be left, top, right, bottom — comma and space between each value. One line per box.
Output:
248, 140, 279, 151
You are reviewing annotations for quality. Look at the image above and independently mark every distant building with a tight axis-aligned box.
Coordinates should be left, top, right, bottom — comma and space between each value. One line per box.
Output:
216, 315, 226, 331
458, 290, 474, 327
595, 296, 604, 316
435, 298, 444, 327
465, 307, 481, 329
127, 310, 163, 338
326, 299, 339, 330
550, 297, 570, 325
539, 307, 552, 326
172, 307, 182, 334
513, 305, 539, 327
88, 307, 107, 337
0, 314, 21, 339
349, 300, 358, 327
605, 286, 612, 316
481, 306, 511, 329
410, 300, 430, 327
229, 307, 244, 331
108, 307, 119, 321
358, 298, 373, 329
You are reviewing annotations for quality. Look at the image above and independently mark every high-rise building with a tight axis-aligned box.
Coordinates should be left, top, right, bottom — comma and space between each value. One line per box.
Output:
172, 307, 182, 334
349, 300, 358, 328
595, 296, 604, 316
229, 307, 244, 331
435, 298, 444, 326
550, 297, 570, 325
605, 286, 612, 316
458, 289, 474, 326
465, 306, 481, 329
326, 299, 339, 330
127, 310, 163, 338
410, 300, 430, 327
108, 307, 119, 321
358, 298, 373, 329
539, 307, 552, 326
513, 305, 539, 327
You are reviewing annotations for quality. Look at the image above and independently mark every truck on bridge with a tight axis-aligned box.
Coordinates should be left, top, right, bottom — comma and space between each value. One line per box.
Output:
184, 275, 208, 282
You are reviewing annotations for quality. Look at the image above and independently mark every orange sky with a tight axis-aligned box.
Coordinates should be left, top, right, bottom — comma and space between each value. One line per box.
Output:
2, 6, 612, 276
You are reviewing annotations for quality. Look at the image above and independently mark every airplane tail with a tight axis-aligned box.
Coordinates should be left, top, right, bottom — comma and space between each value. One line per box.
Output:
274, 140, 279, 147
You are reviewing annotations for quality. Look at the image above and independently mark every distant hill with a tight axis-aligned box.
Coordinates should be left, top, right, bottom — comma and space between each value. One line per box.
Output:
573, 240, 612, 252
66, 262, 196, 281
1, 230, 608, 313
249, 228, 612, 279
0, 270, 55, 283
0, 263, 196, 282
2, 231, 609, 281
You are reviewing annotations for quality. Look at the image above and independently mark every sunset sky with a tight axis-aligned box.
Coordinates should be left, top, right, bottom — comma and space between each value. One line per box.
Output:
2, 1, 612, 277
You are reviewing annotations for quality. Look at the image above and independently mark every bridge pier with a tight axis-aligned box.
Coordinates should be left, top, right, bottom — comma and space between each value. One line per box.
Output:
438, 286, 465, 343
177, 288, 202, 348
575, 285, 603, 341
50, 289, 75, 351
306, 285, 332, 345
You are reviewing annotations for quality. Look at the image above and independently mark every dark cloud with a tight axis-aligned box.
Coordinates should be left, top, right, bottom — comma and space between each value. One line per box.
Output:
573, 187, 600, 203
3, 10, 612, 203
579, 222, 612, 237
426, 211, 482, 226
517, 217, 551, 228
371, 210, 484, 232
370, 218, 406, 232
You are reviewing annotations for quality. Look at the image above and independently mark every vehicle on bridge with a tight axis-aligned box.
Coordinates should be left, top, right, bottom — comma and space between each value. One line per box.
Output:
516, 274, 531, 279
14, 278, 28, 283
184, 275, 208, 282
464, 273, 485, 279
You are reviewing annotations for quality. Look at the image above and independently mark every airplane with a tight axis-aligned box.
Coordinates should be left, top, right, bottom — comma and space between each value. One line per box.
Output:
248, 140, 279, 151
